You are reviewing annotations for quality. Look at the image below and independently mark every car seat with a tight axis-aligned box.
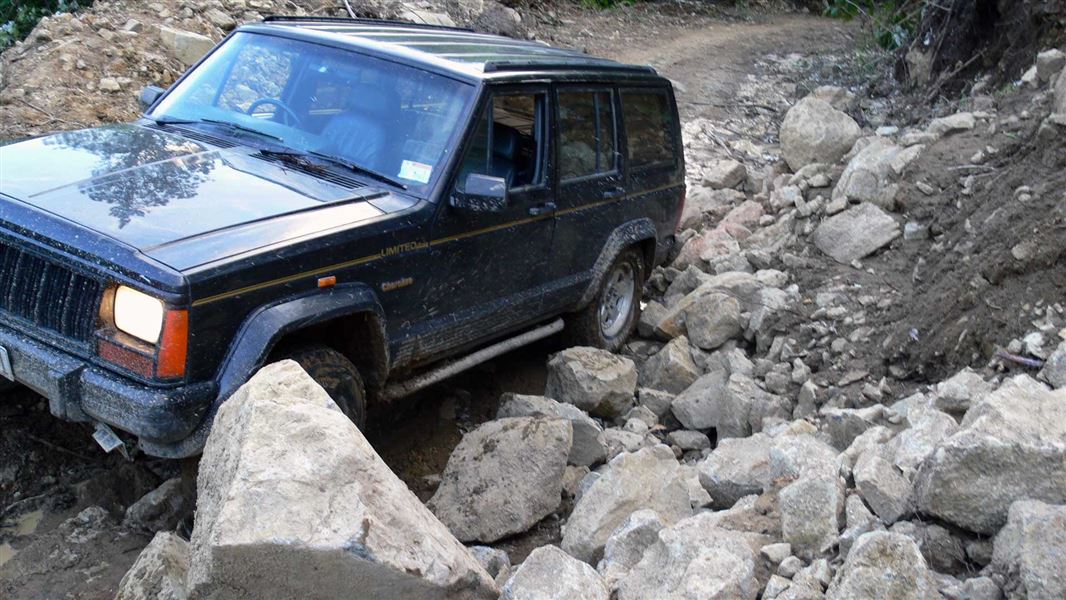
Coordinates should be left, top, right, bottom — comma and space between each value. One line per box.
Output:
321, 84, 398, 174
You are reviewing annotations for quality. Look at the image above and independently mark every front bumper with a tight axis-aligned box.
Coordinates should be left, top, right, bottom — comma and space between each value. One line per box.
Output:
0, 322, 216, 446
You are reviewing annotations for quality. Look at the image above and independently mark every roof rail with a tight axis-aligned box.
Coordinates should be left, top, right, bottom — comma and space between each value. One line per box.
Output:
262, 15, 474, 33
483, 61, 657, 75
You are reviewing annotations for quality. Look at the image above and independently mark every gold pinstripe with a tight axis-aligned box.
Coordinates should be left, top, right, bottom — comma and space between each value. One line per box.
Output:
190, 184, 680, 307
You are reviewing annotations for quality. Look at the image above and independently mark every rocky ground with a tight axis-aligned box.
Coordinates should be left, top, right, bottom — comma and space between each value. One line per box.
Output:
3, 1, 1066, 599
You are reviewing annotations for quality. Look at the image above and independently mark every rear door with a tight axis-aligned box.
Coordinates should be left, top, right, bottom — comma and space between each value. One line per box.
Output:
544, 85, 624, 310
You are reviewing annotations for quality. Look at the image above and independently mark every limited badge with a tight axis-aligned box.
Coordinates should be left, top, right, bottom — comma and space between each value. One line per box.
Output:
398, 160, 432, 184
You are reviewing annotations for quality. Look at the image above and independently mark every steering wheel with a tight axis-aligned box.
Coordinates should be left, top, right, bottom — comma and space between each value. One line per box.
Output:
245, 98, 302, 127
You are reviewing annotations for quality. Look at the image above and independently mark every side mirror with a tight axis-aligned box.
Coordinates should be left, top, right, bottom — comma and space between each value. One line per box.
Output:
138, 86, 166, 112
450, 173, 508, 213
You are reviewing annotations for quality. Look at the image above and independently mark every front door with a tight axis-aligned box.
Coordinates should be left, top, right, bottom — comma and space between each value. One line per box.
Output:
405, 85, 556, 361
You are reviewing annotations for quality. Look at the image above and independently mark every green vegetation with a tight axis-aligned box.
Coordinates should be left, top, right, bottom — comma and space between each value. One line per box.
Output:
822, 0, 923, 50
0, 0, 91, 49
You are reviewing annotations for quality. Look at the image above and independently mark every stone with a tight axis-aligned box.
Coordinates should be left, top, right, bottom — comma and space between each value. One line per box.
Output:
826, 532, 939, 599
914, 375, 1066, 534
721, 373, 790, 438
770, 433, 840, 483
832, 138, 915, 211
703, 159, 747, 190
891, 406, 959, 478
116, 532, 189, 600
1036, 49, 1066, 83
685, 292, 744, 350
616, 513, 758, 600
470, 546, 511, 585
545, 347, 637, 418
934, 367, 994, 413
99, 77, 122, 92
123, 477, 191, 533
812, 85, 857, 112
205, 8, 237, 30
602, 428, 646, 460
1039, 340, 1066, 388
761, 542, 793, 564
399, 8, 457, 27
666, 429, 711, 451
562, 445, 693, 564
698, 433, 773, 509
956, 577, 1003, 600
778, 555, 804, 578
187, 361, 497, 600
813, 202, 901, 264
991, 500, 1066, 600
928, 112, 976, 137
429, 417, 571, 543
853, 451, 912, 524
497, 393, 607, 467
823, 406, 884, 450
780, 476, 843, 560
671, 368, 729, 431
638, 336, 700, 394
780, 96, 862, 171
501, 545, 608, 600
637, 387, 674, 417
158, 26, 215, 67
764, 575, 792, 599
596, 509, 664, 589
1055, 63, 1066, 115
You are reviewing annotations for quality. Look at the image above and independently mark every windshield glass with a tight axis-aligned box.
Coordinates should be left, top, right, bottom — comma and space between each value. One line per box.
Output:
150, 32, 475, 194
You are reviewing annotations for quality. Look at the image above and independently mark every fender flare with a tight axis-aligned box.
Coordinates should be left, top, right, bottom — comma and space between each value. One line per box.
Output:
577, 218, 658, 308
140, 283, 387, 458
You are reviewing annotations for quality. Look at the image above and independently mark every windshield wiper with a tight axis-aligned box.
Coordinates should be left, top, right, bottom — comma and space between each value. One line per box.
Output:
198, 118, 283, 142
306, 150, 408, 190
146, 115, 198, 126
258, 148, 326, 171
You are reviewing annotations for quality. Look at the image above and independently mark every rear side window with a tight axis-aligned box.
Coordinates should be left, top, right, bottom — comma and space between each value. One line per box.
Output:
621, 89, 675, 168
558, 90, 617, 180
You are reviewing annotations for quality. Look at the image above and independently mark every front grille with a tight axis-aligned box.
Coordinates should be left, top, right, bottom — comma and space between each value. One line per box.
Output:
0, 242, 103, 342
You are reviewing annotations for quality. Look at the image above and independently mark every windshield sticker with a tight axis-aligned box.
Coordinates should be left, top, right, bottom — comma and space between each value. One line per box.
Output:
399, 160, 432, 184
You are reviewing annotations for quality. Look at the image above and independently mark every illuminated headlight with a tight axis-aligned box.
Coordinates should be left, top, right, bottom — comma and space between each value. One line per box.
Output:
114, 286, 165, 344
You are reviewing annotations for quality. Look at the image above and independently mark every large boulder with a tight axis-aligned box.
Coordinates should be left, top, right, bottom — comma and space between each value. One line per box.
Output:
1040, 340, 1066, 389
429, 416, 572, 543
991, 500, 1066, 600
497, 393, 607, 467
813, 202, 901, 264
685, 292, 744, 351
123, 477, 191, 533
561, 445, 693, 564
697, 433, 773, 509
187, 361, 497, 600
889, 406, 958, 479
674, 371, 790, 438
158, 26, 215, 67
826, 532, 940, 600
500, 545, 609, 600
638, 336, 701, 394
780, 96, 862, 171
933, 367, 994, 413
596, 509, 665, 589
853, 451, 912, 524
779, 476, 843, 560
1055, 64, 1066, 115
116, 532, 189, 600
616, 513, 759, 600
914, 375, 1066, 534
545, 347, 637, 418
832, 138, 921, 211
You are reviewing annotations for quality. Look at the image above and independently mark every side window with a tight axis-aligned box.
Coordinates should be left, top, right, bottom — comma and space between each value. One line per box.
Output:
558, 90, 617, 180
456, 93, 546, 192
621, 89, 676, 168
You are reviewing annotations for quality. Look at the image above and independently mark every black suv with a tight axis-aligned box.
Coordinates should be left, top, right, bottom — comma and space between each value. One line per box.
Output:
0, 17, 684, 457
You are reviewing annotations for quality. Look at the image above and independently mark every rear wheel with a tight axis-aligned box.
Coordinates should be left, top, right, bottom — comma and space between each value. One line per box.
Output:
565, 248, 644, 352
284, 345, 367, 430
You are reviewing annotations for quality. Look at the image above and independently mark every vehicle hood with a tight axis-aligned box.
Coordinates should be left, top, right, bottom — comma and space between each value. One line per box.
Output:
0, 124, 415, 270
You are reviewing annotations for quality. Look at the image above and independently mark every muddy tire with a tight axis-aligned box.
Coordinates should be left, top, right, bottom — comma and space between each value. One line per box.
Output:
284, 345, 367, 430
565, 248, 644, 352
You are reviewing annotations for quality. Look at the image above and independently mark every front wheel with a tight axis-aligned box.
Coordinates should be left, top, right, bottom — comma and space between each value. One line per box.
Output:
565, 248, 645, 352
283, 345, 367, 430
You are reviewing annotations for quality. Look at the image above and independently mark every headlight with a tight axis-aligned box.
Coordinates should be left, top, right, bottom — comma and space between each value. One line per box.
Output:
114, 286, 165, 344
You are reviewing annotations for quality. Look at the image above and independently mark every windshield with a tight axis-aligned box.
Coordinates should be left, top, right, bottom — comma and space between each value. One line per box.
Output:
150, 32, 475, 194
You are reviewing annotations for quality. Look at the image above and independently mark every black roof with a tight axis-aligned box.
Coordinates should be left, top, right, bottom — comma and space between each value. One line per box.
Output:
253, 16, 657, 80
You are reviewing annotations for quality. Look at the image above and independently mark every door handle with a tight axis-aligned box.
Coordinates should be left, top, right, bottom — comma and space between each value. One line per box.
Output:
529, 202, 557, 217
602, 187, 625, 200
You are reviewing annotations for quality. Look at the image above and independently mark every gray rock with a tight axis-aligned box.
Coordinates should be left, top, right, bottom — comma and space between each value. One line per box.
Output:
823, 406, 884, 450
596, 509, 664, 589
205, 8, 236, 30
187, 361, 497, 600
813, 203, 901, 264
915, 375, 1066, 534
637, 387, 675, 418
501, 545, 609, 600
116, 532, 189, 600
778, 555, 805, 578
497, 394, 607, 467
1040, 340, 1066, 389
429, 417, 572, 543
761, 542, 793, 564
832, 138, 917, 211
718, 373, 792, 439
853, 451, 912, 524
770, 433, 841, 483
934, 368, 994, 413
956, 577, 1003, 600
685, 292, 744, 350
671, 368, 730, 431
891, 406, 959, 478
602, 428, 647, 460
826, 532, 939, 599
697, 432, 773, 509
780, 476, 843, 560
469, 546, 511, 585
991, 500, 1066, 600
616, 513, 759, 600
1055, 62, 1066, 115
561, 445, 693, 564
780, 96, 862, 171
639, 336, 700, 394
1037, 49, 1066, 82
703, 159, 747, 190
928, 112, 976, 137
157, 26, 215, 67
667, 429, 712, 451
546, 347, 637, 418
764, 575, 793, 599
123, 478, 191, 533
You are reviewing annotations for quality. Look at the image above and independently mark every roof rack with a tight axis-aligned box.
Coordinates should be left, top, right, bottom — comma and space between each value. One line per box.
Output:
262, 15, 474, 33
483, 61, 657, 75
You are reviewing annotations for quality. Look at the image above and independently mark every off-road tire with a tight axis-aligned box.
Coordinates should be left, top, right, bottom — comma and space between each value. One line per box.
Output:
565, 248, 645, 352
284, 345, 367, 430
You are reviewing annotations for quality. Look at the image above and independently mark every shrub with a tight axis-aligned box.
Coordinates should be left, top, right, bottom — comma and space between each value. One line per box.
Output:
822, 0, 923, 50
0, 0, 92, 49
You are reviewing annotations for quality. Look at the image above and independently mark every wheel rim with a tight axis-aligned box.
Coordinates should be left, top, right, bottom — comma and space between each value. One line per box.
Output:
599, 262, 635, 339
